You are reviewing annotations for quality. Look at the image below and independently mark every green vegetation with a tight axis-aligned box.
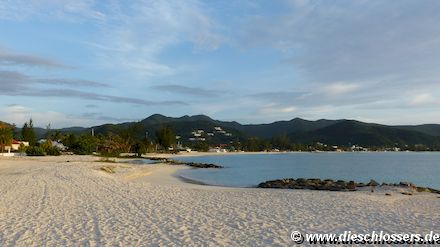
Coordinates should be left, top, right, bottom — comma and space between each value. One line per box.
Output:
40, 139, 61, 156
0, 124, 13, 152
2, 114, 440, 155
156, 126, 176, 150
21, 119, 36, 146
25, 146, 46, 156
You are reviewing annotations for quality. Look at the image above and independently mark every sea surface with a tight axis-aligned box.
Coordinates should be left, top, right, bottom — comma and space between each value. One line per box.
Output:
171, 152, 440, 188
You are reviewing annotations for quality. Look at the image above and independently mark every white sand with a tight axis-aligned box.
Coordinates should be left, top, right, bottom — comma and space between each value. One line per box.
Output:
0, 155, 439, 246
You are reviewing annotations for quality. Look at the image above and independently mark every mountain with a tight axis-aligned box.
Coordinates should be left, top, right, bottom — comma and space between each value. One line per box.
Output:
231, 118, 340, 139
290, 120, 440, 146
86, 115, 440, 147
88, 114, 244, 144
2, 114, 440, 147
395, 124, 440, 137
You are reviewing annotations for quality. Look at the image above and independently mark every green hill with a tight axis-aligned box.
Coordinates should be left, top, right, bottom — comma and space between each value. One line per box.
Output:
2, 115, 440, 148
290, 120, 440, 147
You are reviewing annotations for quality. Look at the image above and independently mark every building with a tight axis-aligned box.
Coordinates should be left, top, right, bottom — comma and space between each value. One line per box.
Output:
11, 140, 29, 151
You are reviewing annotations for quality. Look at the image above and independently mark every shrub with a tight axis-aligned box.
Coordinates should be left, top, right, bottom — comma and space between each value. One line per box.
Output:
45, 147, 61, 156
25, 146, 46, 156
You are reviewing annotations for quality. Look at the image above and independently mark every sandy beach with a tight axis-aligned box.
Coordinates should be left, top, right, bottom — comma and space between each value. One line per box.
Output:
0, 155, 439, 246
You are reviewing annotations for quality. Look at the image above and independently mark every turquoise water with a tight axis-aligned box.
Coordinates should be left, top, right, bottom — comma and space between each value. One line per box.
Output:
173, 152, 440, 188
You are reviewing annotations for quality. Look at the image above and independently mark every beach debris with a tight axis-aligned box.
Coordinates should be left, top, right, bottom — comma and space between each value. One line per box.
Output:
96, 158, 117, 163
99, 166, 116, 174
385, 193, 392, 196
401, 192, 413, 196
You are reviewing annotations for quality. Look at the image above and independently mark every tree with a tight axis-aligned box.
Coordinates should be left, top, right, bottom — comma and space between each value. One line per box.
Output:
98, 133, 130, 155
45, 123, 52, 140
132, 141, 147, 157
271, 134, 290, 150
70, 134, 98, 155
156, 126, 176, 150
0, 125, 13, 152
21, 118, 36, 145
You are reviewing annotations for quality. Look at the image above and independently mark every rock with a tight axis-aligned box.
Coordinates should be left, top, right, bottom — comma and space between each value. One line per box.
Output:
328, 186, 344, 191
416, 187, 431, 193
257, 178, 439, 194
296, 178, 307, 185
367, 179, 379, 187
430, 188, 440, 194
400, 182, 416, 190
163, 159, 223, 168
401, 192, 413, 196
347, 181, 357, 191
357, 182, 366, 187
185, 162, 223, 168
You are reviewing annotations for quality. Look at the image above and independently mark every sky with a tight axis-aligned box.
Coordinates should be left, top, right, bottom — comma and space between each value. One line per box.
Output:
1, 0, 440, 128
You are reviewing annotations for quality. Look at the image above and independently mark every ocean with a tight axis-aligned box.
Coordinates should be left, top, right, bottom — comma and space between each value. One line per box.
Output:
172, 152, 440, 188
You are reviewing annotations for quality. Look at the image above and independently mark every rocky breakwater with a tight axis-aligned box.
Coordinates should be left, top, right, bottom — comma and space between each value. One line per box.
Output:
145, 157, 223, 169
258, 178, 366, 191
258, 178, 440, 194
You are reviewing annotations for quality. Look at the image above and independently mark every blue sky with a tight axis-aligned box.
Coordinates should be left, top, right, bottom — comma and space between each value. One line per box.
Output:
1, 0, 440, 128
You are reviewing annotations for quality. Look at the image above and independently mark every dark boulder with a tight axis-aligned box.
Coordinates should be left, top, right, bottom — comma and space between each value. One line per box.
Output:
367, 179, 379, 187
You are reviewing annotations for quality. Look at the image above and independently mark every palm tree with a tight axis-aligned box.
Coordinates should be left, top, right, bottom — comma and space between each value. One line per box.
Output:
0, 126, 13, 152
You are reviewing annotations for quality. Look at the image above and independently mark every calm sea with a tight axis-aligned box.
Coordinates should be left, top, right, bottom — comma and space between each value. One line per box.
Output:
172, 152, 440, 188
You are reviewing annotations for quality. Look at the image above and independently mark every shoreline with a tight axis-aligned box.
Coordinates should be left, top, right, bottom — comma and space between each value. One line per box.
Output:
139, 150, 440, 160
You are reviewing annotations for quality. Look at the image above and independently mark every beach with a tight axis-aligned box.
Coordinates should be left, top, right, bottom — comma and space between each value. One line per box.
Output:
0, 155, 439, 246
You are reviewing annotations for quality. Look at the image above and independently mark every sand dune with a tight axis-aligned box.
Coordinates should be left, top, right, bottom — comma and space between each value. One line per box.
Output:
0, 155, 438, 246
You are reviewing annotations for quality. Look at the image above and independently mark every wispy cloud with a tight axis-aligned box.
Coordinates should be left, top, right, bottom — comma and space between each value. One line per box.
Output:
322, 83, 360, 96
91, 0, 223, 77
0, 48, 67, 68
409, 93, 439, 106
151, 84, 224, 97
0, 70, 185, 106
36, 78, 109, 88
0, 0, 106, 22
243, 1, 440, 84
256, 103, 297, 117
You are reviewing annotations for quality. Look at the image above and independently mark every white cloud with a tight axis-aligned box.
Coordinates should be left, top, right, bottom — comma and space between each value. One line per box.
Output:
322, 82, 360, 96
258, 103, 297, 115
242, 1, 440, 88
2, 105, 108, 128
0, 0, 105, 22
91, 0, 223, 78
409, 93, 438, 106
4, 104, 31, 114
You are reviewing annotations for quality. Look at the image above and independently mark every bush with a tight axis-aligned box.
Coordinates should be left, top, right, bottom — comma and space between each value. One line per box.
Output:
45, 147, 61, 156
25, 146, 46, 156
